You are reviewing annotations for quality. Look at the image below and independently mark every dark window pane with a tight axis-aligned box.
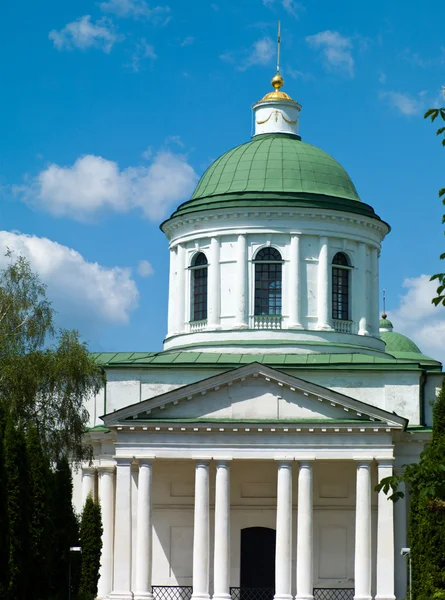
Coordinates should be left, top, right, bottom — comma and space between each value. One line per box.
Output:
332, 252, 350, 267
332, 266, 349, 320
254, 262, 282, 316
192, 265, 207, 321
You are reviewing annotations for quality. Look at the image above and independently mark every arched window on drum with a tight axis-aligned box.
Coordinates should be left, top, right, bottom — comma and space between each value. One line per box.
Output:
254, 248, 283, 316
190, 252, 208, 322
332, 252, 352, 321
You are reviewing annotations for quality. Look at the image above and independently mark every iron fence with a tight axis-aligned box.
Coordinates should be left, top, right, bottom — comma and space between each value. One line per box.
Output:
152, 586, 354, 600
153, 586, 193, 600
313, 589, 355, 600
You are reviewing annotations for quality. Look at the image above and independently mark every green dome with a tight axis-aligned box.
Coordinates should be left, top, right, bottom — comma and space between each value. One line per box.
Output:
165, 134, 385, 224
379, 317, 394, 329
380, 331, 421, 354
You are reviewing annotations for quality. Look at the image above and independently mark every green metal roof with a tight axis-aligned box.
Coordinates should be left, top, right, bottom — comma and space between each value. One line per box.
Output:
163, 134, 386, 226
380, 331, 421, 354
92, 350, 442, 371
379, 318, 393, 329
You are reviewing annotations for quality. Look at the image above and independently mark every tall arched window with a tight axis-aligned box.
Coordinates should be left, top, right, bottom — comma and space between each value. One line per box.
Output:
191, 252, 208, 322
332, 252, 351, 321
254, 248, 283, 316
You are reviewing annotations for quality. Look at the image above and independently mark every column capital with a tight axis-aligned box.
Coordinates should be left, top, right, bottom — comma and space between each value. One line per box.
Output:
82, 465, 97, 474
138, 457, 155, 467
192, 456, 212, 465
274, 456, 294, 464
114, 457, 134, 467
97, 464, 116, 474
214, 458, 232, 467
377, 458, 395, 469
353, 457, 374, 466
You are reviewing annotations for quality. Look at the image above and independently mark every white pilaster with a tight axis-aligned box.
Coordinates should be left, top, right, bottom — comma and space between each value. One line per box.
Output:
275, 461, 293, 600
82, 466, 96, 505
357, 243, 369, 336
109, 458, 133, 600
134, 460, 154, 600
98, 466, 115, 599
213, 460, 231, 600
167, 247, 177, 336
370, 247, 379, 335
234, 235, 247, 328
296, 461, 313, 600
192, 460, 210, 600
354, 460, 372, 600
176, 244, 186, 333
316, 236, 330, 330
288, 235, 302, 329
394, 479, 407, 600
208, 237, 221, 329
375, 461, 395, 600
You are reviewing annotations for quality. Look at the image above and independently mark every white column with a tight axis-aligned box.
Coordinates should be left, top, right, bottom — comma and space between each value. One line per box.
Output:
167, 247, 177, 336
110, 458, 133, 600
354, 460, 372, 600
208, 237, 221, 329
357, 243, 369, 336
213, 460, 231, 600
134, 460, 154, 600
370, 247, 379, 335
275, 460, 293, 600
316, 236, 330, 330
394, 478, 407, 600
192, 460, 210, 600
376, 461, 395, 600
296, 461, 313, 600
82, 466, 96, 505
288, 235, 302, 329
176, 244, 186, 333
234, 234, 248, 328
98, 466, 115, 599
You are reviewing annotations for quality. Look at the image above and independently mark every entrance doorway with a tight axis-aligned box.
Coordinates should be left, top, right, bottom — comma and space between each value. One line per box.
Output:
240, 527, 276, 596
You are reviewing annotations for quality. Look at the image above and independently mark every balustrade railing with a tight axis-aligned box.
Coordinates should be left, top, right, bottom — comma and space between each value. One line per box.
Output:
251, 315, 283, 330
332, 319, 353, 334
153, 586, 193, 600
189, 319, 207, 332
313, 589, 354, 600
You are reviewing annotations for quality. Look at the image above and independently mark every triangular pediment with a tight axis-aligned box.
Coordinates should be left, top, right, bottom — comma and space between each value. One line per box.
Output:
102, 363, 407, 429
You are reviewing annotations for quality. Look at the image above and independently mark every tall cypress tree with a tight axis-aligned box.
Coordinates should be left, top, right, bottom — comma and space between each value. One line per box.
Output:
51, 456, 80, 600
26, 423, 52, 600
0, 406, 8, 598
79, 495, 103, 600
4, 418, 29, 600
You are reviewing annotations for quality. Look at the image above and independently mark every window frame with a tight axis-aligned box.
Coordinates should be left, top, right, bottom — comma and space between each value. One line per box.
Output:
253, 247, 284, 317
331, 252, 352, 322
190, 252, 208, 323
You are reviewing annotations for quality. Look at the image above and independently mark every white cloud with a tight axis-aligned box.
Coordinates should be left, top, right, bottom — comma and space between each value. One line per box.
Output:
240, 36, 275, 70
100, 0, 171, 24
306, 30, 354, 77
137, 259, 155, 277
14, 151, 198, 222
128, 38, 157, 72
263, 0, 304, 18
0, 231, 138, 333
379, 91, 423, 116
180, 36, 195, 47
389, 274, 445, 363
49, 15, 120, 53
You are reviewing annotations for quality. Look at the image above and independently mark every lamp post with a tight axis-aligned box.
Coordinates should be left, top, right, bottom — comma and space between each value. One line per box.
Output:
69, 546, 82, 600
401, 547, 411, 600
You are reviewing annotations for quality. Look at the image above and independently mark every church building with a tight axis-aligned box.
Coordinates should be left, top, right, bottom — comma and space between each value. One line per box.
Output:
74, 70, 443, 600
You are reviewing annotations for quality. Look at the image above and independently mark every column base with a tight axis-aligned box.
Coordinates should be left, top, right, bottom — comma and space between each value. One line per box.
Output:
108, 593, 134, 600
295, 595, 313, 600
353, 595, 372, 600
134, 593, 154, 600
212, 594, 231, 600
374, 596, 396, 600
274, 594, 293, 600
191, 595, 210, 600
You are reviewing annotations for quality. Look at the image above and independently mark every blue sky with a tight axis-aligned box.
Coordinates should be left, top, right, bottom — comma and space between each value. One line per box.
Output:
1, 0, 444, 358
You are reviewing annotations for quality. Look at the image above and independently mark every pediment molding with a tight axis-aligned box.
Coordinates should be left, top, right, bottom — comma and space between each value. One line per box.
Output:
102, 363, 407, 430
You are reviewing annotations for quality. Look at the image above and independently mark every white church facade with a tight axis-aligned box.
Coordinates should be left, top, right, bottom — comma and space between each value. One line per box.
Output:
74, 72, 443, 600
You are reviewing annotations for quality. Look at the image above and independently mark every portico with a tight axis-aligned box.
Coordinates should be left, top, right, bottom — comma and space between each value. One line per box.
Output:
84, 363, 403, 600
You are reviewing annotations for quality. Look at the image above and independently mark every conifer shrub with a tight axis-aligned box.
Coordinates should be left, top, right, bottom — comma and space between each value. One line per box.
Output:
78, 495, 103, 600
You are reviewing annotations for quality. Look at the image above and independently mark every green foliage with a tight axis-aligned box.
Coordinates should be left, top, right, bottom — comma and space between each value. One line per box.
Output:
51, 456, 80, 600
0, 253, 104, 464
0, 407, 8, 598
425, 105, 445, 306
376, 381, 445, 599
26, 423, 53, 600
78, 496, 103, 600
4, 418, 30, 600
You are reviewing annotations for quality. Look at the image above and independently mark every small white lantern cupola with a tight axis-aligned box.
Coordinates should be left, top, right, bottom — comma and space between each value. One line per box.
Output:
253, 74, 302, 138
252, 24, 302, 138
